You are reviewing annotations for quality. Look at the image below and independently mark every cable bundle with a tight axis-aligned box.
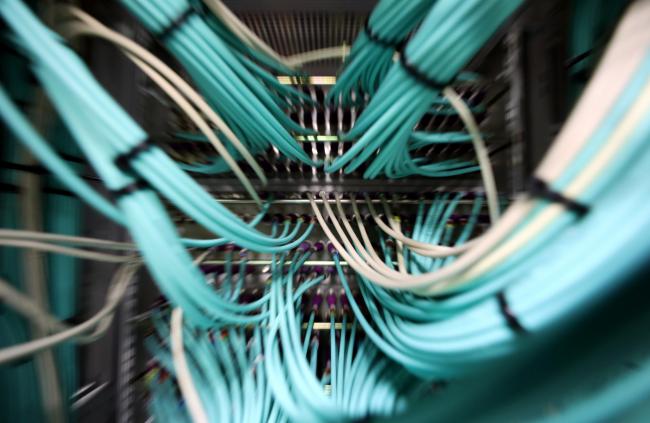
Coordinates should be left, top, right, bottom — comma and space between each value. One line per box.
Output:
326, 0, 436, 105
57, 6, 267, 204
120, 0, 319, 166
326, 0, 523, 178
3, 0, 650, 420
143, 248, 424, 423
199, 0, 299, 73
0, 0, 314, 328
263, 253, 425, 422
197, 3, 316, 104
311, 0, 650, 299
146, 311, 277, 423
309, 0, 650, 380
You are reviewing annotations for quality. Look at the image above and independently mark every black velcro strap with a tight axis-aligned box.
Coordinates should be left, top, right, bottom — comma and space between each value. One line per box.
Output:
496, 292, 526, 335
364, 18, 405, 50
114, 138, 158, 171
565, 48, 594, 69
529, 177, 589, 217
109, 179, 150, 200
157, 6, 196, 42
399, 53, 451, 91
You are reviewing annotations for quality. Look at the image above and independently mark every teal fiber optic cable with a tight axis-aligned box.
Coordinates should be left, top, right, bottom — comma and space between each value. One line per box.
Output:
327, 0, 523, 178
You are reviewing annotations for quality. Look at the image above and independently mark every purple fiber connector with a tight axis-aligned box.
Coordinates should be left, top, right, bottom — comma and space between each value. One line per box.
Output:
312, 294, 323, 310
327, 293, 336, 309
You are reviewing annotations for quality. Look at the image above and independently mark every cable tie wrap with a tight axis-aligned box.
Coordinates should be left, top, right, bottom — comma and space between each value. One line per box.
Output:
399, 53, 452, 91
157, 6, 197, 42
109, 179, 150, 200
496, 292, 526, 335
529, 177, 589, 217
363, 18, 406, 50
114, 138, 158, 171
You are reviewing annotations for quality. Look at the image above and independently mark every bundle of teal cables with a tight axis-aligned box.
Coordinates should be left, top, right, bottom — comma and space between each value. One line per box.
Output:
0, 0, 313, 326
120, 0, 319, 166
198, 4, 315, 105
326, 0, 523, 178
144, 247, 424, 422
396, 260, 650, 422
326, 0, 436, 105
146, 313, 281, 422
262, 251, 425, 422
333, 47, 650, 378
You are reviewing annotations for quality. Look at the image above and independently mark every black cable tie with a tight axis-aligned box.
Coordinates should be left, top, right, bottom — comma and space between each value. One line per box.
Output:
363, 18, 405, 50
529, 177, 589, 217
496, 292, 526, 335
109, 179, 150, 200
399, 53, 451, 91
114, 138, 158, 171
157, 6, 196, 42
565, 47, 594, 69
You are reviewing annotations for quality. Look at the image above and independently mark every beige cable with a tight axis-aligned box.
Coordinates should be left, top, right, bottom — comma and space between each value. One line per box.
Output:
443, 86, 500, 224
0, 239, 135, 263
202, 1, 350, 68
0, 264, 138, 364
309, 1, 650, 294
57, 8, 268, 199
171, 308, 209, 423
0, 229, 136, 250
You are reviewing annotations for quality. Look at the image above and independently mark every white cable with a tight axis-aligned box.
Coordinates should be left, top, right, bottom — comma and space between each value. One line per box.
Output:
285, 46, 351, 67
57, 8, 268, 187
201, 0, 350, 68
443, 86, 500, 224
348, 194, 394, 267
170, 307, 209, 423
0, 277, 69, 333
0, 277, 109, 343
58, 10, 265, 204
536, 0, 650, 182
378, 196, 472, 257
201, 0, 291, 67
431, 76, 650, 294
0, 239, 135, 263
372, 195, 477, 256
0, 264, 138, 364
326, 192, 405, 280
308, 1, 650, 294
125, 53, 264, 207
312, 191, 530, 290
392, 218, 407, 274
0, 229, 136, 250
192, 248, 214, 265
